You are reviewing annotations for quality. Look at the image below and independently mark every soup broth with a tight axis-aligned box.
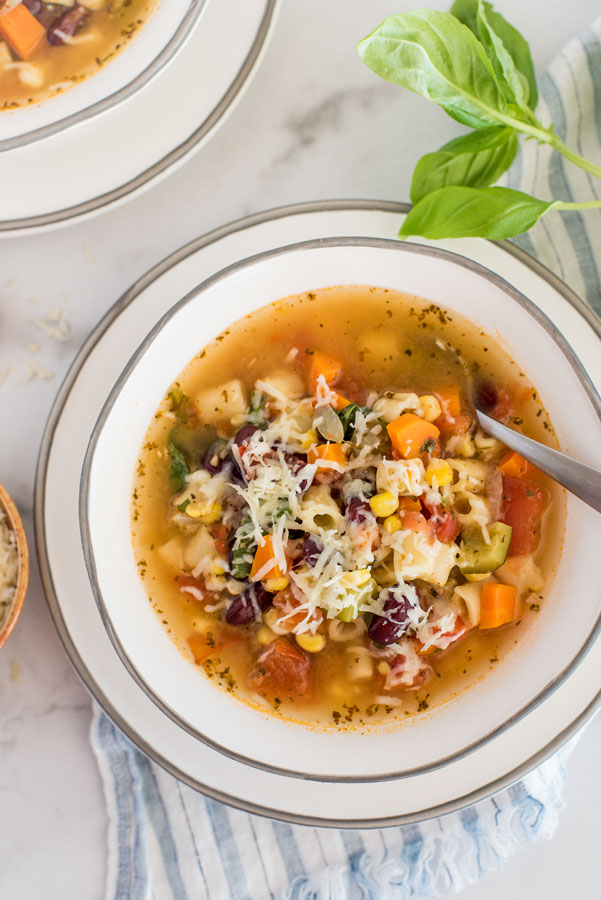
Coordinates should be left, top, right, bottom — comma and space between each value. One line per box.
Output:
132, 286, 562, 729
0, 1, 155, 110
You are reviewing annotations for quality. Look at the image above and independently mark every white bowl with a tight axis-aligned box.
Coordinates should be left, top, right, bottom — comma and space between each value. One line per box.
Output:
0, 0, 207, 150
81, 238, 601, 781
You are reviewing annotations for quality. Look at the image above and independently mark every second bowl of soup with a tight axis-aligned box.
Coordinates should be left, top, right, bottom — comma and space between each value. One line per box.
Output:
82, 239, 601, 780
0, 0, 206, 147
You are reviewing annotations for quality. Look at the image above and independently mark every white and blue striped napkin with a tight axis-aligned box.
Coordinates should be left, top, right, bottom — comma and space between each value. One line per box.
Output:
91, 16, 601, 900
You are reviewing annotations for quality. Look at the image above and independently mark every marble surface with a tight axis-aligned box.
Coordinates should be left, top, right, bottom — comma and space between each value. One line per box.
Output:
1, 1, 600, 897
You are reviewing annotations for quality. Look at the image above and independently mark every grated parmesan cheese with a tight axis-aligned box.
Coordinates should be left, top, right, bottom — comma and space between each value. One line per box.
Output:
0, 509, 18, 628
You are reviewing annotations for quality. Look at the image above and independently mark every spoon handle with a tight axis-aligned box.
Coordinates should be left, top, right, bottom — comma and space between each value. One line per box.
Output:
476, 410, 601, 515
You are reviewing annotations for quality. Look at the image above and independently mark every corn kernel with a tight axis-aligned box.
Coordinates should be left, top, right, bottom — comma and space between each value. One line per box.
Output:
295, 633, 326, 653
263, 575, 289, 592
211, 563, 225, 576
425, 459, 453, 487
301, 429, 318, 450
263, 608, 279, 630
257, 626, 275, 646
369, 491, 399, 518
377, 660, 391, 675
420, 394, 442, 422
465, 572, 491, 582
186, 500, 222, 524
383, 514, 402, 534
339, 569, 371, 588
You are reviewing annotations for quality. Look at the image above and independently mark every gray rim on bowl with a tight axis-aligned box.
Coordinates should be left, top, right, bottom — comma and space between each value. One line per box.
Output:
0, 0, 279, 231
36, 200, 601, 826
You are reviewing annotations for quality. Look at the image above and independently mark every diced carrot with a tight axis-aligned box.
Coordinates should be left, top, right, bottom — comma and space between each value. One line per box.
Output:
398, 496, 422, 511
307, 442, 347, 469
0, 5, 46, 60
479, 582, 517, 629
330, 391, 351, 411
387, 414, 440, 459
308, 352, 342, 393
498, 451, 529, 479
250, 534, 287, 582
435, 386, 461, 417
188, 628, 245, 663
273, 587, 323, 632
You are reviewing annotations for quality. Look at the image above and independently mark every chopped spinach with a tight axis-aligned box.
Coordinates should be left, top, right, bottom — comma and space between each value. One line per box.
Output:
248, 390, 266, 425
231, 517, 256, 579
337, 403, 371, 439
167, 436, 190, 493
420, 437, 437, 453
168, 386, 188, 422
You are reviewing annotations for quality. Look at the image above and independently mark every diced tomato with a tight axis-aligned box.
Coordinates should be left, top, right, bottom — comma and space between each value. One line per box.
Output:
490, 388, 516, 424
435, 411, 473, 436
400, 509, 435, 541
188, 627, 245, 664
419, 499, 460, 543
178, 575, 210, 602
248, 637, 313, 700
272, 587, 323, 633
210, 523, 230, 557
432, 508, 461, 542
418, 615, 470, 654
501, 475, 548, 555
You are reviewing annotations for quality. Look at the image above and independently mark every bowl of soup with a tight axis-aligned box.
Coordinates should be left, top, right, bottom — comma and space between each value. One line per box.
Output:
81, 238, 601, 780
0, 0, 206, 148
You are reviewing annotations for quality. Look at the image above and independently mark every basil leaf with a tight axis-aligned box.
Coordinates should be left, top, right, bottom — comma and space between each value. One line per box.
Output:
451, 0, 538, 109
358, 10, 508, 130
167, 436, 190, 493
231, 517, 256, 579
475, 2, 530, 113
410, 126, 517, 204
338, 404, 371, 439
400, 186, 556, 240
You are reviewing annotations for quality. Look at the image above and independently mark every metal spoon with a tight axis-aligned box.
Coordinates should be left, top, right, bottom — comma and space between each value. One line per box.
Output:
476, 409, 601, 515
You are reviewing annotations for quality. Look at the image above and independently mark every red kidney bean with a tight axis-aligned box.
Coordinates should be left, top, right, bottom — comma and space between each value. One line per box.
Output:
204, 439, 228, 475
284, 452, 313, 492
475, 380, 498, 411
48, 5, 90, 46
303, 536, 323, 566
233, 424, 259, 448
368, 590, 413, 645
345, 496, 373, 524
225, 584, 273, 626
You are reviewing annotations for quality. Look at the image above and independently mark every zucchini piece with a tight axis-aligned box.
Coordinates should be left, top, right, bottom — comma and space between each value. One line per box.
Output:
458, 522, 513, 575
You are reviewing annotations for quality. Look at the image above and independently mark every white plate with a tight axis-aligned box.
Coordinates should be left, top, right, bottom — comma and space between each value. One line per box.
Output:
0, 0, 278, 233
36, 201, 601, 826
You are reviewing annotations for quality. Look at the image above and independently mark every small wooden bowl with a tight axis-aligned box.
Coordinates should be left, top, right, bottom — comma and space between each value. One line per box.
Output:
0, 484, 29, 650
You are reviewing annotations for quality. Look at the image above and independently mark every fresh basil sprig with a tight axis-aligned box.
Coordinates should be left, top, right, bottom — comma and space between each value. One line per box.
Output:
358, 0, 601, 240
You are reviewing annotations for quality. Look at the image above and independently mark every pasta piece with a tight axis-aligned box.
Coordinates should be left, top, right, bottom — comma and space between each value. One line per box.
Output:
391, 529, 458, 587
194, 379, 247, 424
298, 484, 345, 533
447, 459, 489, 493
373, 392, 420, 423
453, 579, 494, 627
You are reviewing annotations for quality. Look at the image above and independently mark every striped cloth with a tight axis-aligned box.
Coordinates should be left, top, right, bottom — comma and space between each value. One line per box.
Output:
92, 17, 601, 900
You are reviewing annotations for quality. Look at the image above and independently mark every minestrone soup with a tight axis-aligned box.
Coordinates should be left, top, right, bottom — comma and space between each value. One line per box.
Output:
131, 286, 563, 728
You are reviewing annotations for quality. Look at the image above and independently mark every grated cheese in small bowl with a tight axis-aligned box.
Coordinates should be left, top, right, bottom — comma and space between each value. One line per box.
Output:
0, 507, 18, 629
0, 485, 28, 648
